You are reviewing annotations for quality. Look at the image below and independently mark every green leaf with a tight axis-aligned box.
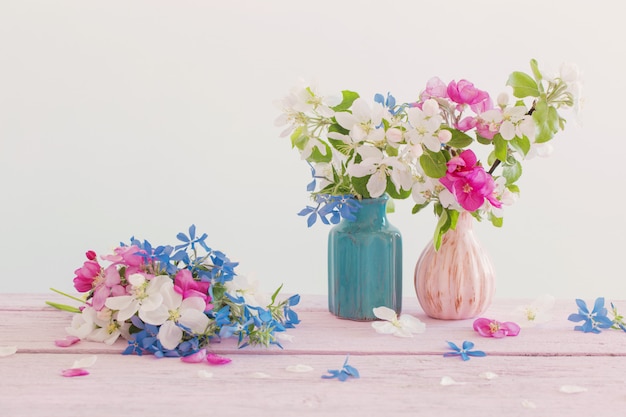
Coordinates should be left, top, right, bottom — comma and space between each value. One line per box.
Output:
385, 181, 412, 200
489, 214, 503, 228
507, 183, 520, 194
419, 149, 448, 178
533, 101, 560, 143
502, 158, 522, 184
351, 175, 371, 199
331, 90, 360, 112
270, 283, 284, 304
509, 135, 531, 157
493, 135, 508, 163
45, 301, 81, 313
433, 209, 449, 251
529, 58, 543, 85
506, 71, 540, 98
445, 128, 474, 148
412, 202, 430, 214
307, 141, 333, 163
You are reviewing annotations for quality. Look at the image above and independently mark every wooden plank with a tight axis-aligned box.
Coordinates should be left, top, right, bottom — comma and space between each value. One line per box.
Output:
1, 353, 624, 417
2, 296, 625, 357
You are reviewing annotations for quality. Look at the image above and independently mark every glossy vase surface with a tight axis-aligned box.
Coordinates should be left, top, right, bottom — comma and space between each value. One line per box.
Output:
414, 211, 495, 320
328, 195, 402, 321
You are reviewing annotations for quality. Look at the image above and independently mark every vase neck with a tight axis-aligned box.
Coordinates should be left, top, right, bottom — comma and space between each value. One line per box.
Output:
455, 211, 474, 231
352, 196, 389, 225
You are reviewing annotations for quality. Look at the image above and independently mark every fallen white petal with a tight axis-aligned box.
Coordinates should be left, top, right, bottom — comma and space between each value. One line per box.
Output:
286, 364, 314, 373
479, 371, 498, 380
521, 399, 537, 409
440, 376, 466, 386
0, 346, 18, 357
372, 306, 397, 321
250, 372, 271, 379
197, 370, 214, 379
275, 333, 295, 343
559, 385, 587, 394
72, 355, 97, 369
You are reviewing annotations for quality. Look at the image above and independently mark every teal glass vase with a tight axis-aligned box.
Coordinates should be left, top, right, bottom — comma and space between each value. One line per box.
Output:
327, 195, 402, 321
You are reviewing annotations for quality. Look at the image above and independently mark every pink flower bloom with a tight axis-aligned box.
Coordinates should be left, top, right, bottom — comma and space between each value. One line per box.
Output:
54, 336, 81, 347
420, 76, 448, 100
174, 269, 212, 311
73, 252, 102, 293
61, 368, 89, 377
181, 349, 208, 363
206, 353, 232, 365
91, 265, 127, 311
473, 317, 520, 338
440, 149, 502, 212
446, 79, 490, 112
101, 245, 145, 269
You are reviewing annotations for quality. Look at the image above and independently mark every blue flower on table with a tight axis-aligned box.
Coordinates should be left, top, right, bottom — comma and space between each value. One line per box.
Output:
443, 341, 486, 361
321, 355, 360, 382
568, 297, 614, 333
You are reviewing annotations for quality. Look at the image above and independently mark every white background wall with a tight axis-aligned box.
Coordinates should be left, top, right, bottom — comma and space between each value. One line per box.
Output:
1, 0, 624, 302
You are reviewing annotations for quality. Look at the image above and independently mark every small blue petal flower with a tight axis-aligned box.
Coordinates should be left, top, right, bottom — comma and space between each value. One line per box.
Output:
443, 340, 486, 361
568, 297, 614, 333
321, 355, 360, 381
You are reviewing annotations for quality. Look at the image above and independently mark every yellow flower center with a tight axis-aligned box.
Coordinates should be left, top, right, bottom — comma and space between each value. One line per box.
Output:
489, 321, 500, 333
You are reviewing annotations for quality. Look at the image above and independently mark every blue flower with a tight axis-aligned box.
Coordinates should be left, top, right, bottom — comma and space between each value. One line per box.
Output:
568, 297, 614, 333
374, 92, 403, 116
321, 355, 360, 382
298, 194, 362, 227
443, 341, 486, 361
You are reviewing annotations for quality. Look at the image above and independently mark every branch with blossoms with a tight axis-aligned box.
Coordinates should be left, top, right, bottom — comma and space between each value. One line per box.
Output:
276, 59, 581, 249
48, 225, 300, 357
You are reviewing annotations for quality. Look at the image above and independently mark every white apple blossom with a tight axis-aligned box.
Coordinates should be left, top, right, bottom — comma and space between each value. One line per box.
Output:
104, 274, 170, 322
225, 274, 269, 308
371, 306, 426, 337
139, 280, 210, 350
405, 100, 444, 152
347, 146, 412, 197
330, 97, 386, 144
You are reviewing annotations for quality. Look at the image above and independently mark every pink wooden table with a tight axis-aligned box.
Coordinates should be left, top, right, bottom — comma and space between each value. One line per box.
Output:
1, 293, 625, 416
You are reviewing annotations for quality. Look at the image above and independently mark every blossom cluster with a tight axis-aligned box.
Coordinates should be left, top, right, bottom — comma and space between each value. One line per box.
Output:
276, 59, 580, 248
568, 297, 626, 334
49, 226, 300, 357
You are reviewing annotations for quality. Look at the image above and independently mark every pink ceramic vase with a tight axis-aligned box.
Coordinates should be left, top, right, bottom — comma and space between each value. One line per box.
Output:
414, 211, 495, 320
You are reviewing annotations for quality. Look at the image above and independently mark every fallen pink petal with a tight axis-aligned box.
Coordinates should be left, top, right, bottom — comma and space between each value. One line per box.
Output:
54, 336, 81, 348
181, 349, 208, 363
473, 317, 520, 338
61, 368, 90, 377
206, 353, 231, 365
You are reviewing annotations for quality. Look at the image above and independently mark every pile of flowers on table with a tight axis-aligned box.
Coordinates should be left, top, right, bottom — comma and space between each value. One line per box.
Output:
48, 225, 300, 357
276, 59, 581, 248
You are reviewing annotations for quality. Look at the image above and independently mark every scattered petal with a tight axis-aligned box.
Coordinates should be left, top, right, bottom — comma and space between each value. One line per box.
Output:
559, 385, 587, 394
479, 371, 498, 380
72, 355, 97, 368
250, 372, 271, 378
197, 370, 214, 379
440, 376, 466, 386
286, 364, 314, 373
181, 349, 207, 363
61, 368, 89, 377
206, 353, 231, 365
473, 317, 520, 338
275, 333, 295, 343
55, 336, 81, 348
372, 306, 426, 337
521, 399, 537, 409
321, 355, 359, 382
0, 346, 18, 357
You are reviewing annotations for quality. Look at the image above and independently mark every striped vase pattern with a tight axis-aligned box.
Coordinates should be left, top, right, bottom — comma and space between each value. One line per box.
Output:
414, 212, 495, 320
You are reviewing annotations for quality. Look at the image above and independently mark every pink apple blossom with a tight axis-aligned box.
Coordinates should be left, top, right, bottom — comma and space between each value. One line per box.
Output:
473, 317, 520, 338
174, 269, 212, 311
